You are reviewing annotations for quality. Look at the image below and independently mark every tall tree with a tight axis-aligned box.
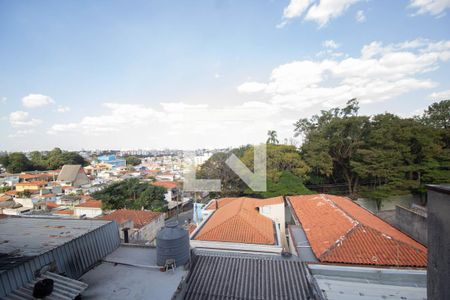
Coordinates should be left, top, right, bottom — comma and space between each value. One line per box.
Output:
295, 99, 369, 195
266, 130, 279, 144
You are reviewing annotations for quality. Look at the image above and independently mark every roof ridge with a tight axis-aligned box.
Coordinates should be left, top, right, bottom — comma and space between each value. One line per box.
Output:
319, 222, 362, 259
320, 224, 427, 266
320, 194, 358, 225
235, 208, 274, 243
195, 200, 244, 238
323, 194, 426, 250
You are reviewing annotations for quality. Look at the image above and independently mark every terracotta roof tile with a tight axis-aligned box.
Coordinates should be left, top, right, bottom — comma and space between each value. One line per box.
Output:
19, 173, 52, 180
151, 181, 177, 189
46, 201, 59, 208
0, 195, 12, 202
99, 209, 162, 229
76, 200, 102, 208
4, 190, 18, 196
194, 197, 283, 245
16, 180, 47, 186
288, 194, 427, 267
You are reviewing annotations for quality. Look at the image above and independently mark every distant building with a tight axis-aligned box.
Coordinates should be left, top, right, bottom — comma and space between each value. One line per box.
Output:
97, 155, 126, 169
287, 194, 427, 268
191, 197, 285, 253
74, 200, 103, 218
57, 164, 90, 187
99, 209, 165, 242
152, 181, 178, 202
18, 172, 53, 182
15, 180, 47, 192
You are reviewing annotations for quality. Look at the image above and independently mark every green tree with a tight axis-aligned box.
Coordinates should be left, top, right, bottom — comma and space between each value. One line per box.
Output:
295, 99, 369, 195
198, 144, 311, 198
266, 130, 279, 144
92, 178, 167, 211
125, 156, 142, 166
5, 152, 31, 173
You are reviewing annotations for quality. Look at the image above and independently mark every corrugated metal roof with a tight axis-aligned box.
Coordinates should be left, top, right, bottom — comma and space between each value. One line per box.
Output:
181, 250, 314, 300
0, 217, 120, 298
2, 271, 88, 300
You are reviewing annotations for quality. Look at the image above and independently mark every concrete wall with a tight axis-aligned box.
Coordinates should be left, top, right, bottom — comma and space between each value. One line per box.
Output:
427, 186, 450, 300
74, 207, 103, 218
395, 205, 427, 245
134, 214, 165, 242
259, 203, 287, 248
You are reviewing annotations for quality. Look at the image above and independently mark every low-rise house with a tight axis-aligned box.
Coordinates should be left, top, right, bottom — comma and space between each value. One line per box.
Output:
287, 194, 427, 267
19, 172, 53, 182
57, 164, 90, 187
74, 200, 103, 218
99, 209, 164, 242
15, 180, 47, 192
3, 175, 19, 187
152, 181, 178, 202
191, 197, 285, 253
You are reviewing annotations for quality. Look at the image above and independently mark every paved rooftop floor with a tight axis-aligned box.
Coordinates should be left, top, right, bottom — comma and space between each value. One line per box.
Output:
79, 245, 187, 300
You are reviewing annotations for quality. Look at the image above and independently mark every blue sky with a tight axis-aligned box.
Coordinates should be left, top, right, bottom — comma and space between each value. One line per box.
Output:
1, 0, 450, 151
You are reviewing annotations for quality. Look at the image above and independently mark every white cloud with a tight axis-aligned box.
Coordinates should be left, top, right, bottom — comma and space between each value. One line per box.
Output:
238, 39, 450, 110
8, 129, 35, 138
409, 0, 450, 16
305, 0, 360, 27
56, 105, 70, 113
9, 111, 42, 128
1, 97, 6, 104
428, 89, 450, 100
47, 100, 285, 149
22, 94, 54, 108
282, 0, 313, 19
322, 39, 340, 49
237, 82, 268, 93
279, 0, 360, 27
355, 10, 366, 22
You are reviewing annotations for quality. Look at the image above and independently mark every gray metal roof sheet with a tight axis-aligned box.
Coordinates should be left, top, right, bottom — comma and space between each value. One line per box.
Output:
0, 217, 111, 258
182, 250, 315, 300
2, 271, 88, 300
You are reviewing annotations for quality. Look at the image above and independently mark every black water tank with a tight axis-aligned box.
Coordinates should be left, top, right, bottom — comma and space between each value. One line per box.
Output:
156, 221, 190, 266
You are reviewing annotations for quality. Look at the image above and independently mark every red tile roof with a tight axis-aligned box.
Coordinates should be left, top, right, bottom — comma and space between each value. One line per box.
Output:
0, 195, 12, 202
99, 209, 162, 229
16, 180, 47, 186
194, 197, 283, 245
288, 194, 427, 267
46, 201, 59, 208
76, 200, 102, 208
4, 190, 18, 196
19, 173, 52, 180
151, 181, 177, 189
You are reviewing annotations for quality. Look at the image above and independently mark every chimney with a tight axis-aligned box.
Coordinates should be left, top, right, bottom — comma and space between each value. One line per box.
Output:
426, 184, 450, 300
122, 227, 130, 243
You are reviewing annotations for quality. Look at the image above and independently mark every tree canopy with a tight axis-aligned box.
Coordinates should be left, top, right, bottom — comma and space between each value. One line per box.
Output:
198, 144, 312, 198
92, 178, 167, 211
125, 156, 142, 166
294, 99, 450, 209
0, 148, 87, 173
